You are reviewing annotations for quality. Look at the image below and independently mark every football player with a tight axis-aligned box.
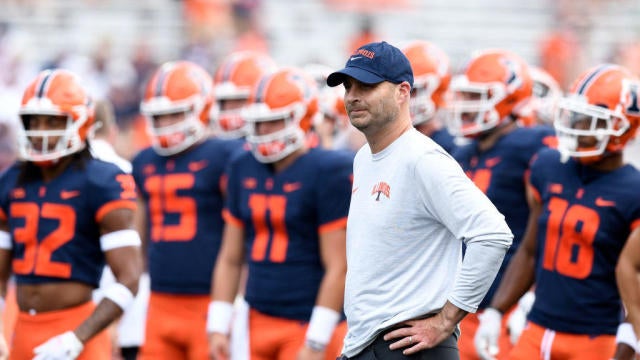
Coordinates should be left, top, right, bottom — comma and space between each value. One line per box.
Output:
133, 61, 235, 360
446, 49, 556, 360
0, 69, 142, 359
211, 50, 277, 141
402, 40, 457, 153
208, 67, 352, 360
517, 66, 563, 127
479, 64, 640, 359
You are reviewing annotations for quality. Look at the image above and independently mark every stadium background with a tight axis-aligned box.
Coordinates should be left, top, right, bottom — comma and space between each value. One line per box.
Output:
0, 0, 638, 161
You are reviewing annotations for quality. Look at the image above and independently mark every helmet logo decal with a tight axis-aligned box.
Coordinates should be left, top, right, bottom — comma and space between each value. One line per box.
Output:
500, 58, 522, 91
623, 80, 640, 116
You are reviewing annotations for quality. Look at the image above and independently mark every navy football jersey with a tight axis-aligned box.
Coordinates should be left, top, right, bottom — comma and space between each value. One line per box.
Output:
429, 127, 457, 154
527, 148, 640, 335
0, 158, 137, 287
224, 148, 353, 321
452, 125, 555, 307
132, 138, 233, 294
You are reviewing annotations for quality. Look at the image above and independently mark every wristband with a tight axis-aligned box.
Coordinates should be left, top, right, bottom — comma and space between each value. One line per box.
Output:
0, 230, 11, 250
305, 339, 327, 352
305, 306, 340, 347
100, 229, 141, 251
616, 322, 638, 352
207, 301, 234, 335
104, 282, 135, 311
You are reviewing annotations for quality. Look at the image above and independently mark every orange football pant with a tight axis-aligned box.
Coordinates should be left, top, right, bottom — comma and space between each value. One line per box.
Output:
249, 308, 347, 360
509, 321, 615, 360
139, 292, 210, 360
9, 301, 110, 360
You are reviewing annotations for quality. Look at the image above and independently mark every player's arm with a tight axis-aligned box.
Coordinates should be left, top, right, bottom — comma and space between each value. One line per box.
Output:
208, 220, 245, 360
473, 183, 541, 360
0, 219, 12, 358
134, 196, 148, 271
74, 206, 142, 343
489, 183, 540, 312
0, 220, 10, 299
302, 225, 347, 355
615, 226, 640, 354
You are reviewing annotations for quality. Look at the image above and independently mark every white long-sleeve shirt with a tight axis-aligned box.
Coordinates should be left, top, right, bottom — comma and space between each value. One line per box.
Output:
343, 128, 512, 356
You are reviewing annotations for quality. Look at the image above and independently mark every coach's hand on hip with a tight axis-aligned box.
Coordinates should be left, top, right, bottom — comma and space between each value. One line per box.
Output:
383, 301, 466, 356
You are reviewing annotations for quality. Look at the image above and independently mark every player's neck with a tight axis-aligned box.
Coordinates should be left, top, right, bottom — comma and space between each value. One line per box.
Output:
39, 156, 74, 182
586, 153, 624, 172
272, 146, 308, 173
477, 121, 517, 152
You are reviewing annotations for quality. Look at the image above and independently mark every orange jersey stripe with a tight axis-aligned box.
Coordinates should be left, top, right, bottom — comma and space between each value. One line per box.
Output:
95, 200, 137, 223
319, 217, 347, 234
222, 209, 244, 227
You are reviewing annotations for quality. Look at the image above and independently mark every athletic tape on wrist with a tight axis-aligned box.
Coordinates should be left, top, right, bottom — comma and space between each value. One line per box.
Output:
207, 301, 234, 335
305, 306, 340, 347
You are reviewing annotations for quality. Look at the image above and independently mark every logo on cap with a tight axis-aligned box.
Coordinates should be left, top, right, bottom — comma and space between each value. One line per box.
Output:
351, 49, 375, 59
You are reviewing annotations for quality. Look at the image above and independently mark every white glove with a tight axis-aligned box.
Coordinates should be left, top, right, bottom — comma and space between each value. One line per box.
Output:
507, 291, 535, 345
33, 331, 84, 360
475, 308, 502, 360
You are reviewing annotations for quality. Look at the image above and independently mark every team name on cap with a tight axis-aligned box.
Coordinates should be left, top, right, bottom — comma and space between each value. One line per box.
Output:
351, 49, 375, 59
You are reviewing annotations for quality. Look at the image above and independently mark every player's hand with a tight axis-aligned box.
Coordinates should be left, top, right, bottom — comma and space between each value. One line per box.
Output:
209, 332, 230, 360
33, 331, 84, 360
475, 308, 501, 360
507, 291, 534, 345
296, 345, 324, 360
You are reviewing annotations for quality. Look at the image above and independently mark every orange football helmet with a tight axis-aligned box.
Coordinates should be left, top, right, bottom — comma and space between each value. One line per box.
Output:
243, 67, 319, 163
448, 49, 533, 137
18, 69, 94, 165
210, 51, 277, 139
402, 40, 451, 125
554, 64, 640, 162
141, 60, 213, 156
529, 66, 562, 125
319, 85, 349, 129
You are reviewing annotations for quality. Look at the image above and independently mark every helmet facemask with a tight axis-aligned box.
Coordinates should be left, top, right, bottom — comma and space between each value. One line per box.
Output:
554, 95, 629, 162
244, 102, 306, 163
410, 75, 439, 126
210, 89, 250, 139
18, 105, 89, 164
447, 76, 507, 137
142, 95, 206, 156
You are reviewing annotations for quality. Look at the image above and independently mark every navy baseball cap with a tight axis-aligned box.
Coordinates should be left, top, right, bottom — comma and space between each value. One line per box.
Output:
327, 41, 413, 88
